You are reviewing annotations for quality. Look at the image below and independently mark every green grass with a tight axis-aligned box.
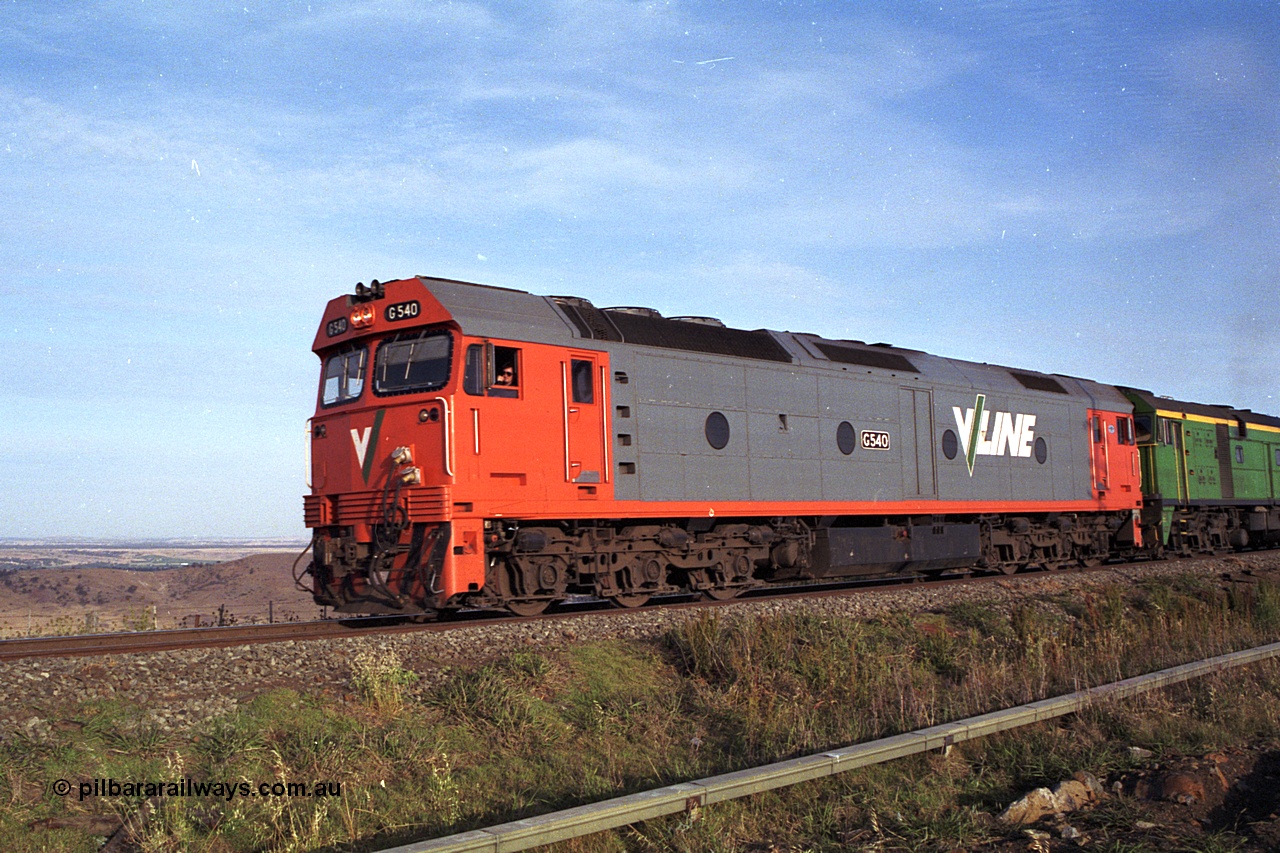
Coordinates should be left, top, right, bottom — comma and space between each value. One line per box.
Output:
2, 573, 1279, 851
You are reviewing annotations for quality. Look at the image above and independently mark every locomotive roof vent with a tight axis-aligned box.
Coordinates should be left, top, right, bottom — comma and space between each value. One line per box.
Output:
813, 340, 919, 373
870, 340, 926, 354
670, 315, 726, 327
605, 306, 664, 318
1009, 370, 1069, 395
550, 296, 624, 342
549, 295, 597, 309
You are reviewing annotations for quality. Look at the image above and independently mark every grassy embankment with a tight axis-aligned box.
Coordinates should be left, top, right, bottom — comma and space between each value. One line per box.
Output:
2, 571, 1279, 852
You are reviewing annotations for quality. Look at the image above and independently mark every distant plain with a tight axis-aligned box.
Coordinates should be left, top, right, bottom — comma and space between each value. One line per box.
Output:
0, 541, 316, 636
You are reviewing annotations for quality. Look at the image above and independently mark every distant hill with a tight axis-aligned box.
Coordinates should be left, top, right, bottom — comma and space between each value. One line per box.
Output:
0, 553, 319, 636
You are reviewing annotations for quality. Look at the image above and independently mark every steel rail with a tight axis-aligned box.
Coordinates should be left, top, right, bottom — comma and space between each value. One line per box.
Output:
0, 557, 1247, 662
0, 567, 1056, 661
0, 618, 431, 662
381, 640, 1280, 853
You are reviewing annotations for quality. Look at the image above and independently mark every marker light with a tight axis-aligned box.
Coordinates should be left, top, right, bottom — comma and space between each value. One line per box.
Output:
350, 304, 376, 328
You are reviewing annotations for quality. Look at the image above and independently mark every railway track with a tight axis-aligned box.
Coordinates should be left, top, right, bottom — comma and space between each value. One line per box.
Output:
0, 561, 1154, 662
0, 611, 552, 662
5, 554, 1268, 663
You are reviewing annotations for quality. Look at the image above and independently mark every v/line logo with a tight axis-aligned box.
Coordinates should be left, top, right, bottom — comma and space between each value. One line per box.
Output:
953, 394, 1037, 476
349, 409, 386, 484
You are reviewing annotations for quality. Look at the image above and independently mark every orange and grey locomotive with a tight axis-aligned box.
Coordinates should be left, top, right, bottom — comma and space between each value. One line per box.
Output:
302, 276, 1274, 617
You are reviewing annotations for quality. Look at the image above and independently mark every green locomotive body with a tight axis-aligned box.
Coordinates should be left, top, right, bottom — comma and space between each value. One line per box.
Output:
1122, 388, 1280, 553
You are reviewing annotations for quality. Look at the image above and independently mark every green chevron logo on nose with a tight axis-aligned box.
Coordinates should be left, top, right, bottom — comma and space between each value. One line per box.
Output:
351, 409, 386, 484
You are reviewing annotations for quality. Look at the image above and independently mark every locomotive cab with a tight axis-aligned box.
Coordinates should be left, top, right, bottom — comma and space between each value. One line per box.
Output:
303, 277, 615, 616
305, 280, 466, 614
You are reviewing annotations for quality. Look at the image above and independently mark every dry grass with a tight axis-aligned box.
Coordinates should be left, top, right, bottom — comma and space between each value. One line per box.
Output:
1, 572, 1278, 852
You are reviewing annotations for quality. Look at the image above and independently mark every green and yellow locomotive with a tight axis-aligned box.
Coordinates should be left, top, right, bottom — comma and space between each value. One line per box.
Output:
1123, 388, 1280, 554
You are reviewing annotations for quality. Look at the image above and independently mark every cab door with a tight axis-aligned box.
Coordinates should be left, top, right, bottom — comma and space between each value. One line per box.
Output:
1268, 442, 1280, 500
562, 353, 609, 488
1172, 421, 1190, 503
1089, 412, 1111, 494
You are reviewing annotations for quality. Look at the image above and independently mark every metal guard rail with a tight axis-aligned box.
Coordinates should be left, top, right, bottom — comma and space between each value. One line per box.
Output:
382, 639, 1280, 853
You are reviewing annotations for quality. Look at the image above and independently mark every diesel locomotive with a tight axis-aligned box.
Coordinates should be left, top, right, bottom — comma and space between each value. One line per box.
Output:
302, 276, 1280, 616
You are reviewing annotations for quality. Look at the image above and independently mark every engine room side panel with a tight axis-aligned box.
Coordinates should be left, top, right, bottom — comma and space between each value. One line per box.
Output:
746, 365, 819, 415
749, 456, 823, 502
1007, 401, 1063, 502
633, 352, 747, 410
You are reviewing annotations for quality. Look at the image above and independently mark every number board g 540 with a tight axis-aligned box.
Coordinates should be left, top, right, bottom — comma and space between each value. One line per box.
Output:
861, 430, 891, 450
384, 300, 421, 322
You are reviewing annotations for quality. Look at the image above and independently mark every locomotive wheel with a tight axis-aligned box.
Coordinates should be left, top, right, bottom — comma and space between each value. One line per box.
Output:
602, 559, 659, 609
610, 593, 651, 609
507, 599, 550, 617
691, 555, 754, 600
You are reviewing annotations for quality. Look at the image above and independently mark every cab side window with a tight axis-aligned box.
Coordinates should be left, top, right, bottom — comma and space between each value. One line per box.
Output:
1117, 417, 1135, 445
571, 359, 594, 404
462, 343, 522, 398
492, 346, 520, 389
463, 345, 484, 396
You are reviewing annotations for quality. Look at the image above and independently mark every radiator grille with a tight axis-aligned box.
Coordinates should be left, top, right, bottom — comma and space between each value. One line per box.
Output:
304, 486, 453, 527
1215, 424, 1235, 499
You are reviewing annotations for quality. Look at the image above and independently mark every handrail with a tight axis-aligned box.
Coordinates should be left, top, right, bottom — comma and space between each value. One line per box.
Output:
600, 364, 610, 484
431, 397, 453, 477
561, 362, 571, 482
1102, 414, 1112, 490
305, 418, 314, 489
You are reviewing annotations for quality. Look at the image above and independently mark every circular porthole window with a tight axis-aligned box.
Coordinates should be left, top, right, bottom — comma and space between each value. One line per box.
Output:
942, 429, 959, 460
836, 421, 856, 455
1034, 437, 1048, 464
705, 412, 730, 450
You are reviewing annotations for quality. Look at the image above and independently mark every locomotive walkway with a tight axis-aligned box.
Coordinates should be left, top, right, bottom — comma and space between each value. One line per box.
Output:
381, 640, 1280, 853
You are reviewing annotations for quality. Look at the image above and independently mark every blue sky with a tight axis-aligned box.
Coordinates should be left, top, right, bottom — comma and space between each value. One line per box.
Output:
2, 1, 1277, 539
